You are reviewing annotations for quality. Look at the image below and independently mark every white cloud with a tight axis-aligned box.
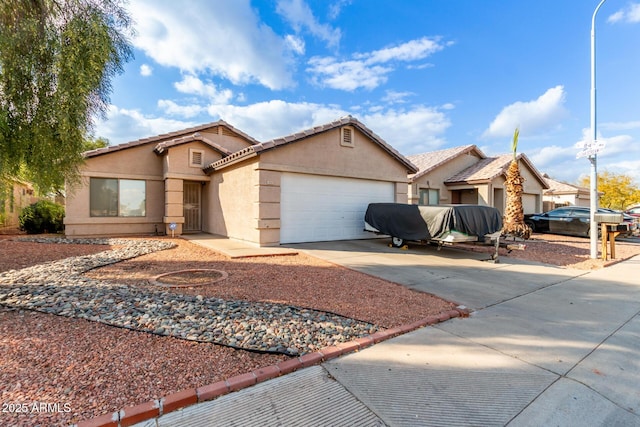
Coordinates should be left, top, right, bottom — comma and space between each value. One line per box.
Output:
382, 90, 414, 104
307, 37, 447, 91
600, 120, 640, 131
606, 159, 640, 182
359, 37, 445, 64
94, 106, 196, 144
207, 100, 347, 141
533, 126, 640, 183
608, 3, 640, 23
529, 144, 577, 169
361, 106, 450, 154
205, 100, 450, 153
276, 0, 341, 47
98, 98, 452, 159
328, 0, 351, 20
128, 0, 295, 90
174, 75, 234, 104
284, 34, 305, 55
157, 100, 204, 119
482, 85, 568, 139
307, 57, 392, 90
139, 64, 153, 76
573, 127, 640, 158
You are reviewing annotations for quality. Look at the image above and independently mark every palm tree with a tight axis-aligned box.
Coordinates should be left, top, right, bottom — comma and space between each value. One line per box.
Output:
502, 128, 531, 239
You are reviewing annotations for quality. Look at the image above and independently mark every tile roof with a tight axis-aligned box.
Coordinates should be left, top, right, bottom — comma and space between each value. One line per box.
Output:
203, 116, 418, 174
407, 145, 485, 181
83, 120, 259, 159
543, 175, 589, 195
153, 133, 233, 156
445, 153, 549, 189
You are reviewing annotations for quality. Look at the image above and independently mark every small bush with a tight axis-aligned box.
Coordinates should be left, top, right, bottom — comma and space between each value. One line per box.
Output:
19, 200, 65, 234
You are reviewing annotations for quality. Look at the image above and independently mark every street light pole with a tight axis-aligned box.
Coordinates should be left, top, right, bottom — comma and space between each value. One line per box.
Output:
589, 0, 607, 259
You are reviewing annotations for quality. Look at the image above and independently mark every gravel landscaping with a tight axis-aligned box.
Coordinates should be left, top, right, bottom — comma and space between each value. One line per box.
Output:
0, 235, 455, 426
1, 232, 638, 426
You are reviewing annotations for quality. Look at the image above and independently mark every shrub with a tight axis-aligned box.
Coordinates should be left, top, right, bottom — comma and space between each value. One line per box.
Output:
19, 200, 65, 234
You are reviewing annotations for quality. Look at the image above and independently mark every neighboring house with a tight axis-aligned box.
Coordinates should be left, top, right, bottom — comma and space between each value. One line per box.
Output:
407, 145, 486, 206
408, 146, 548, 215
0, 178, 39, 230
64, 116, 417, 245
542, 174, 591, 210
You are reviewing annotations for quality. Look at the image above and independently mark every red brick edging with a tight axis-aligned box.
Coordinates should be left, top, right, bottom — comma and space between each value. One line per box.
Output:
74, 307, 469, 427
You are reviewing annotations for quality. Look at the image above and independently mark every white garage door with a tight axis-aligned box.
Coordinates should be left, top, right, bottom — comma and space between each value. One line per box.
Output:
280, 173, 395, 244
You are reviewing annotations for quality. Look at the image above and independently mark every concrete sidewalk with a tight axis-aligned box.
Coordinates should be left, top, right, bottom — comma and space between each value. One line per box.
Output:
181, 233, 299, 258
134, 238, 640, 427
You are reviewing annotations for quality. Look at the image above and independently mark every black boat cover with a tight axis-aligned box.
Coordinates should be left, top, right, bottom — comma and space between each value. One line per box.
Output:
364, 203, 503, 241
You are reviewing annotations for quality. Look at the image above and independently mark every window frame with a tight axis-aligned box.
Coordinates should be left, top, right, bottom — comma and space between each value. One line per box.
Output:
90, 177, 146, 217
419, 188, 440, 205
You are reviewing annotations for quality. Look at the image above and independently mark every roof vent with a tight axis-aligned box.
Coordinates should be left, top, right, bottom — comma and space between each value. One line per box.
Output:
341, 126, 354, 147
190, 148, 204, 167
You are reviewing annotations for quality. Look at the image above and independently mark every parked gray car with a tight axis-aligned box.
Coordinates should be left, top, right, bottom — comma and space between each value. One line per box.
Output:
525, 206, 637, 238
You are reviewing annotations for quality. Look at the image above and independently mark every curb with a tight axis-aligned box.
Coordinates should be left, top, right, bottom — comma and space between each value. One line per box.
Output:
74, 308, 468, 427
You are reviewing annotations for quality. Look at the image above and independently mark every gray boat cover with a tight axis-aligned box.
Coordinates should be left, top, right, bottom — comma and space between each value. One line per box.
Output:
364, 203, 503, 241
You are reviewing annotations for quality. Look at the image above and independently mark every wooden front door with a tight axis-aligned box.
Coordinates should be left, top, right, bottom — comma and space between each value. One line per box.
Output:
183, 181, 201, 232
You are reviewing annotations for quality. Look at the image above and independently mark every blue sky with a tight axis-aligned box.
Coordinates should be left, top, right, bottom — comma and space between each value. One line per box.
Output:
95, 0, 640, 184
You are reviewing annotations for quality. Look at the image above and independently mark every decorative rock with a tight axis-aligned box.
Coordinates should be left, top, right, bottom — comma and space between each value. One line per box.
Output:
0, 237, 379, 356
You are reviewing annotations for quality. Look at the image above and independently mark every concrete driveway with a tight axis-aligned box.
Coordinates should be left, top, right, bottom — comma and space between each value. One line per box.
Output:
291, 239, 640, 426
292, 238, 589, 311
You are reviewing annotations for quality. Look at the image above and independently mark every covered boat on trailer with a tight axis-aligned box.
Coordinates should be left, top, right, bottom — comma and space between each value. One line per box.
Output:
364, 203, 506, 259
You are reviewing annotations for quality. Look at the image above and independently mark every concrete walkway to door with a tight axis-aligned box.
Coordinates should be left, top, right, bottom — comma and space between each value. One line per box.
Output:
134, 238, 640, 426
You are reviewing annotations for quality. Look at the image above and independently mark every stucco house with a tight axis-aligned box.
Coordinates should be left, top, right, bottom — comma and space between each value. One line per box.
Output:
64, 116, 417, 245
407, 145, 548, 215
542, 174, 591, 210
1, 178, 39, 230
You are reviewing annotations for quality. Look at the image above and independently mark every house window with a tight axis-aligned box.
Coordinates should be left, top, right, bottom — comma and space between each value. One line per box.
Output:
190, 149, 204, 167
90, 178, 146, 217
419, 188, 440, 205
340, 126, 355, 147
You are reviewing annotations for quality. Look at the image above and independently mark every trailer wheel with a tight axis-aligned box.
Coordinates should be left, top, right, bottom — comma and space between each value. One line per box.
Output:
391, 237, 404, 248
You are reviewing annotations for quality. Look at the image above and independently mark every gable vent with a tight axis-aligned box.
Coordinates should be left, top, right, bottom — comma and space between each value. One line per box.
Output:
341, 127, 354, 147
190, 149, 204, 167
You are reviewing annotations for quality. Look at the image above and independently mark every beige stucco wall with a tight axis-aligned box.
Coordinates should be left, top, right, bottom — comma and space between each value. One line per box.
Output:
409, 151, 483, 204
65, 144, 165, 237
206, 126, 412, 246
162, 142, 223, 177
200, 126, 254, 153
1, 182, 39, 229
66, 123, 413, 243
259, 126, 410, 185
410, 156, 545, 214
207, 159, 261, 243
497, 162, 545, 214
65, 174, 166, 237
64, 140, 224, 237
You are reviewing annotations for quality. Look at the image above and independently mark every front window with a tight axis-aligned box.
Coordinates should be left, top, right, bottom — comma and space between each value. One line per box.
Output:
90, 178, 146, 217
419, 188, 439, 205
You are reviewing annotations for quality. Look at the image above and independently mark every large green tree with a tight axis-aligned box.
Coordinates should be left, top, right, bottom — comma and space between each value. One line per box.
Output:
579, 171, 640, 210
0, 0, 133, 193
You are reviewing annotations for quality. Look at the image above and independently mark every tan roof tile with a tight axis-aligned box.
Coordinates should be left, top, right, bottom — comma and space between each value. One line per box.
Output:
204, 116, 418, 174
407, 145, 485, 181
543, 175, 589, 195
445, 153, 549, 188
83, 120, 258, 159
